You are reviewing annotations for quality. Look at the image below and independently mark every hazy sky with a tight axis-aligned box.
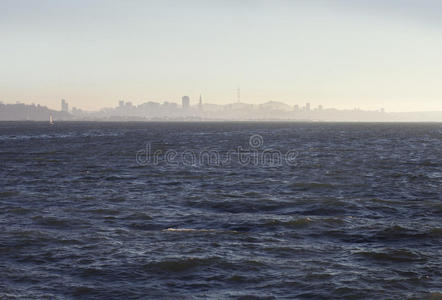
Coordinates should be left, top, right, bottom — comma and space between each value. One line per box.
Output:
1, 0, 442, 112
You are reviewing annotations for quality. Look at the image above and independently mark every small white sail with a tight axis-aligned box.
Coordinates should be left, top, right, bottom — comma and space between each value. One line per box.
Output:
49, 114, 54, 125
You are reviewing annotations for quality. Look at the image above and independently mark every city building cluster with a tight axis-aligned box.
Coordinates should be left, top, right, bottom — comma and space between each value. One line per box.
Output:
1, 97, 439, 122
64, 96, 388, 121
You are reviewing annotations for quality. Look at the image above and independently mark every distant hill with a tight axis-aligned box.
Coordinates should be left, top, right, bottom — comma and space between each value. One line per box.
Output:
260, 101, 293, 111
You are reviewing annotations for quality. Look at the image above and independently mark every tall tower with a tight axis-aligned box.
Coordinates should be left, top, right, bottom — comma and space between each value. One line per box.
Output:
182, 96, 190, 109
61, 99, 69, 112
237, 86, 240, 103
198, 94, 202, 109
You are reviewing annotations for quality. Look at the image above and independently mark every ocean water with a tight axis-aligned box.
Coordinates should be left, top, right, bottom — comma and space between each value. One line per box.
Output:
0, 122, 441, 299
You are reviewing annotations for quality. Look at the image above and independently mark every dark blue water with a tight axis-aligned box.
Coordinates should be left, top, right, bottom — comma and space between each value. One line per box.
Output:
0, 122, 441, 299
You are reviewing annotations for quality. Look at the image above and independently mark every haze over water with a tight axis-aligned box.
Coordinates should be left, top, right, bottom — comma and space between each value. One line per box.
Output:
1, 122, 441, 299
1, 0, 442, 112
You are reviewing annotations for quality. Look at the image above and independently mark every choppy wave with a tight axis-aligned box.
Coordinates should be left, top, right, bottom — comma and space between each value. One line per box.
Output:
0, 122, 441, 299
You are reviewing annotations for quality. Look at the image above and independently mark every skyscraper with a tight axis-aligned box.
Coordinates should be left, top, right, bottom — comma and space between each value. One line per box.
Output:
198, 95, 202, 109
306, 102, 311, 112
182, 96, 190, 109
61, 99, 69, 112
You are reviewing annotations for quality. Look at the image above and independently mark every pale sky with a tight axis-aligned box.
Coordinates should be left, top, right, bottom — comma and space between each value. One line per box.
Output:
1, 0, 442, 112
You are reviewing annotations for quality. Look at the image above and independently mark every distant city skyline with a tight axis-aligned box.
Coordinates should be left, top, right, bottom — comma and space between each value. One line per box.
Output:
2, 98, 441, 122
2, 94, 442, 114
3, 96, 389, 113
1, 0, 442, 112
1, 94, 440, 113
